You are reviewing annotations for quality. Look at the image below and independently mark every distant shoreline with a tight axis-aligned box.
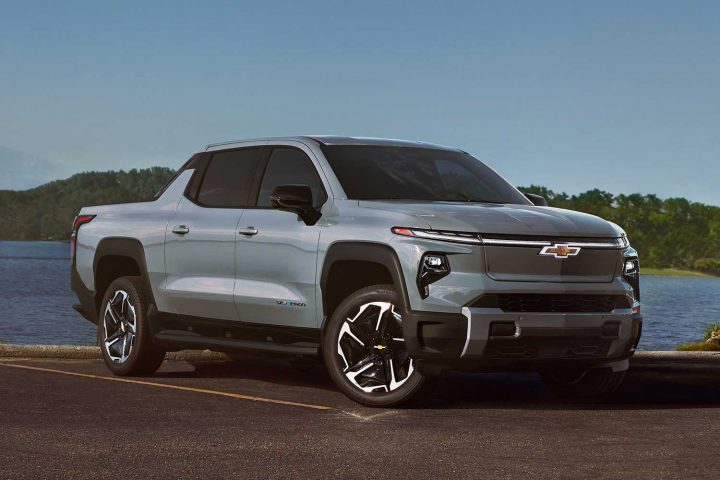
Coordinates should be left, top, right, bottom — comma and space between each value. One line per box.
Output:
642, 268, 714, 278
1, 239, 716, 278
0, 239, 70, 243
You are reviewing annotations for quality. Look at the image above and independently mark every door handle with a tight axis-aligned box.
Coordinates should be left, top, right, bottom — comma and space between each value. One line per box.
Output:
171, 225, 190, 235
238, 226, 259, 236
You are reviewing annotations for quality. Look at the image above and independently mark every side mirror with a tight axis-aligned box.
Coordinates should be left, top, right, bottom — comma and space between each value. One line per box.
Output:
270, 185, 321, 225
525, 193, 548, 207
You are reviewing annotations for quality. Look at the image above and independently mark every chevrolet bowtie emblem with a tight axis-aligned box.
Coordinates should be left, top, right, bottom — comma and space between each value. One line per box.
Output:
374, 345, 387, 350
539, 243, 581, 259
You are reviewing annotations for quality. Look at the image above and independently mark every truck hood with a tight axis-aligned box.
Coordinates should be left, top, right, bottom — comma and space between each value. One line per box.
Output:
358, 201, 621, 238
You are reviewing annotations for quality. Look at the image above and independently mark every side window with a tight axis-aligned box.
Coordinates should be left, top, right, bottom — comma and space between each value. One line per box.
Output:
196, 148, 264, 208
256, 148, 328, 208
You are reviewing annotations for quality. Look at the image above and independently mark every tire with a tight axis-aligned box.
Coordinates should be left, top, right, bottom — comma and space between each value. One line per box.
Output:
322, 284, 431, 407
98, 276, 166, 376
540, 366, 627, 399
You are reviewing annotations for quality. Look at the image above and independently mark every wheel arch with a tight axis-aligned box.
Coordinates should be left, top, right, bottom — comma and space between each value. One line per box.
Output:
93, 238, 155, 314
320, 242, 410, 327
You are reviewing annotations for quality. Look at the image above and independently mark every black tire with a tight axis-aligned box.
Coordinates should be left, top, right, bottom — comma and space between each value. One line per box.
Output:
322, 284, 431, 407
98, 276, 165, 376
540, 366, 627, 399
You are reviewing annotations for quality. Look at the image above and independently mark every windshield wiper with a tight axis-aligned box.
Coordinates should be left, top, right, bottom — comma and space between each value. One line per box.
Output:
455, 191, 503, 204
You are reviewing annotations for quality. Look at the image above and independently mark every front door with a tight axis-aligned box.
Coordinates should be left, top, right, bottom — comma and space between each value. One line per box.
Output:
234, 146, 328, 328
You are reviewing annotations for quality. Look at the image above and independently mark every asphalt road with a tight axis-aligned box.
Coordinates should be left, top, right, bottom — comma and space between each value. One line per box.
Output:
1, 357, 718, 480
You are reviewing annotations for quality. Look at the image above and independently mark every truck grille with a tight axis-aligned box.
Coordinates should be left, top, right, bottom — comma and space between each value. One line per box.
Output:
470, 294, 627, 313
484, 337, 612, 359
498, 294, 617, 313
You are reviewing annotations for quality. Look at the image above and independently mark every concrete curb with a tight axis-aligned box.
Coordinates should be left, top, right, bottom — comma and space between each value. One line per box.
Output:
631, 351, 720, 373
633, 351, 720, 363
0, 345, 718, 372
0, 344, 229, 362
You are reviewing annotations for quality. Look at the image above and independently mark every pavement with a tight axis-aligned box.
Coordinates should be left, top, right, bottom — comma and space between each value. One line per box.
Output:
1, 354, 719, 479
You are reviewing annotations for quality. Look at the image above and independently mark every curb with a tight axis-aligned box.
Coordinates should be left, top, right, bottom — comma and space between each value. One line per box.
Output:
631, 351, 720, 373
0, 344, 229, 362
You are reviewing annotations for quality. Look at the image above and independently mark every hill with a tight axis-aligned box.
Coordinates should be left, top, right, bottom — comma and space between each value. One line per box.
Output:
0, 169, 718, 274
0, 167, 175, 241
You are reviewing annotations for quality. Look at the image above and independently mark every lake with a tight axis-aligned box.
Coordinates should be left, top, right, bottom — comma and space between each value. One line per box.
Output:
1, 241, 718, 350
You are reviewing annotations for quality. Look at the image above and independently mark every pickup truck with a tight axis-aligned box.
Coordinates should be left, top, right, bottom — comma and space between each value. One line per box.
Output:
71, 136, 642, 407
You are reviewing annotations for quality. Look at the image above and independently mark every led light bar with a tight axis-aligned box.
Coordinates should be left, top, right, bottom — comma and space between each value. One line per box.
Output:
392, 227, 629, 248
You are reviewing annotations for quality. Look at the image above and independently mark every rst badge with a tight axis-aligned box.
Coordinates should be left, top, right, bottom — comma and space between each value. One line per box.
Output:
539, 243, 581, 259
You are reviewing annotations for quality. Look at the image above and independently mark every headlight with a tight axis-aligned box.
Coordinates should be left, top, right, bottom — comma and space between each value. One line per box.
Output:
417, 253, 450, 298
624, 259, 638, 276
623, 254, 640, 302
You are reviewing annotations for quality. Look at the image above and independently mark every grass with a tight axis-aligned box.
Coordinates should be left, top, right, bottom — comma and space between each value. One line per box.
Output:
642, 267, 712, 277
677, 340, 720, 351
677, 323, 720, 352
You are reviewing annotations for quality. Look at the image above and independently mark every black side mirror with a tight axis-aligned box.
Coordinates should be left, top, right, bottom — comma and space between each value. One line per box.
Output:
525, 193, 548, 207
270, 185, 321, 225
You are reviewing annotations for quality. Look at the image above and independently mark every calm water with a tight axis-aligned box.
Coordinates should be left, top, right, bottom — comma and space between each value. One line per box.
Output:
1, 241, 719, 350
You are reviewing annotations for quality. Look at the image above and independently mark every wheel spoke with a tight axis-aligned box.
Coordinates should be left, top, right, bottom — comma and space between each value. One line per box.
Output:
106, 305, 121, 325
346, 359, 388, 393
339, 321, 365, 347
105, 330, 123, 345
121, 336, 128, 362
119, 291, 129, 315
344, 352, 375, 373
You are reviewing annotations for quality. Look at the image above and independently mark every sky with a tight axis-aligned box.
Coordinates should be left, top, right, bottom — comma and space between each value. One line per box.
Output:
1, 0, 718, 204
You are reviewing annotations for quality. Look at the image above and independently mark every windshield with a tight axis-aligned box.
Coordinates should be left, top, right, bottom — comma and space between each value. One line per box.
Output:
321, 145, 530, 204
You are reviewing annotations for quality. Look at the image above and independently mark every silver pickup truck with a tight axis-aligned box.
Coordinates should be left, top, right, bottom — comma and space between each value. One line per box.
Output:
71, 136, 642, 407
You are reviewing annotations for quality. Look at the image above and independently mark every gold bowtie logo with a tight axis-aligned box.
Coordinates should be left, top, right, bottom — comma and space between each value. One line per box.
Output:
539, 244, 581, 259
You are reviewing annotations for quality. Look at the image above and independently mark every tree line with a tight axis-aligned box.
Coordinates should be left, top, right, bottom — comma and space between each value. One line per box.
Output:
0, 169, 718, 274
0, 167, 175, 241
519, 185, 720, 275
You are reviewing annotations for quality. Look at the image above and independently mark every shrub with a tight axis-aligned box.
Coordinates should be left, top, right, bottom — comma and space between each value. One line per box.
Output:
677, 323, 720, 351
703, 323, 720, 341
693, 258, 720, 276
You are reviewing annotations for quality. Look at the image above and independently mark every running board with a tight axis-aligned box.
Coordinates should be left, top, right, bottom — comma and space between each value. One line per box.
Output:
153, 330, 320, 357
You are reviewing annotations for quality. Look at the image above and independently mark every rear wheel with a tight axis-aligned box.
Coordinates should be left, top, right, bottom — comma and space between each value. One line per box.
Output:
540, 366, 626, 398
98, 276, 165, 376
322, 284, 431, 407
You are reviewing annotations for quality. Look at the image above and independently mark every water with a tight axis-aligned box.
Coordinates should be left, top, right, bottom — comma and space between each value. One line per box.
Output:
0, 241, 96, 345
1, 241, 719, 350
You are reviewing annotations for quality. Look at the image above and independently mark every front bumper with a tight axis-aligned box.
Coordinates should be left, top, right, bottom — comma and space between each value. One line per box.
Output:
403, 307, 643, 371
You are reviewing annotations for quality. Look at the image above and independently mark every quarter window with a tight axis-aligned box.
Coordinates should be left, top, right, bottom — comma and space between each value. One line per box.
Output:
256, 148, 327, 208
196, 148, 264, 208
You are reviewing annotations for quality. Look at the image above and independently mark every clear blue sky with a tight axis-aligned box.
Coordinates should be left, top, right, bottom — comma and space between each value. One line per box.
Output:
1, 0, 718, 204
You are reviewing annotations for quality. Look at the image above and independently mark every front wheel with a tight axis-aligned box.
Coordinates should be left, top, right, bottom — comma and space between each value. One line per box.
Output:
540, 366, 627, 399
322, 284, 431, 407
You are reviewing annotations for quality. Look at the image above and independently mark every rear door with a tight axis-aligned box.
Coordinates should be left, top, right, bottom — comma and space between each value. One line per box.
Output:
233, 145, 328, 328
163, 147, 266, 320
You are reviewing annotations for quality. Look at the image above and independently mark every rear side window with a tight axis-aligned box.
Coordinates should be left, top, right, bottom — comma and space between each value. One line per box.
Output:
197, 148, 264, 208
256, 148, 327, 208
